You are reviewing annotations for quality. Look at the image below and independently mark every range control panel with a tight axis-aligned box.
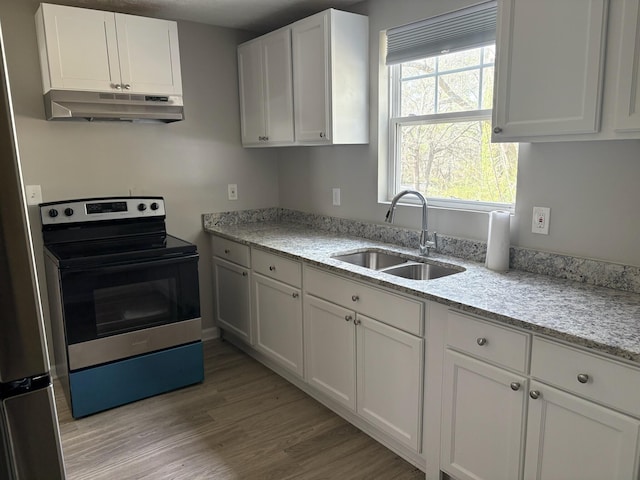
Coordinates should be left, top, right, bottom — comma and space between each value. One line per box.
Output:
40, 197, 166, 225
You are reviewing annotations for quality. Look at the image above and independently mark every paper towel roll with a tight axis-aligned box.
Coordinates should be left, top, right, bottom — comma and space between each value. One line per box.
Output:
486, 210, 511, 272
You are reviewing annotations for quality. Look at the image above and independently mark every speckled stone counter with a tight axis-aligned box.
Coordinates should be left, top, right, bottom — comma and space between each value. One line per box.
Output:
205, 221, 640, 364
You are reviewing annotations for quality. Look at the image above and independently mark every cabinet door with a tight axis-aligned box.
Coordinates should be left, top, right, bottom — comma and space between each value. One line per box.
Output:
115, 13, 182, 95
262, 29, 295, 144
253, 273, 303, 377
524, 381, 640, 480
615, 0, 640, 131
356, 314, 423, 452
441, 350, 527, 480
492, 0, 607, 140
292, 12, 331, 143
39, 4, 121, 92
238, 40, 266, 145
213, 257, 252, 344
303, 295, 356, 410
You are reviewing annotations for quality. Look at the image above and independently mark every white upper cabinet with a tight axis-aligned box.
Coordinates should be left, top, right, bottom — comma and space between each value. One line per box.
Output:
35, 3, 182, 96
492, 0, 608, 141
292, 9, 369, 145
614, 0, 640, 131
493, 0, 640, 141
238, 29, 294, 146
237, 9, 369, 147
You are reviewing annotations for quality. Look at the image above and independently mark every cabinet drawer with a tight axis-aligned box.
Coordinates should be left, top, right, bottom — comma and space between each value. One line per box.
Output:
252, 249, 301, 288
211, 236, 250, 268
304, 266, 423, 335
531, 337, 640, 417
446, 311, 530, 373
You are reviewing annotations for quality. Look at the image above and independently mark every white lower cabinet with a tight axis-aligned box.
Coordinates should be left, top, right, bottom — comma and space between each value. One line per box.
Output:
304, 295, 356, 409
211, 237, 253, 344
356, 314, 423, 451
303, 266, 424, 453
441, 350, 527, 480
524, 380, 640, 480
436, 310, 640, 480
252, 273, 303, 377
212, 257, 252, 343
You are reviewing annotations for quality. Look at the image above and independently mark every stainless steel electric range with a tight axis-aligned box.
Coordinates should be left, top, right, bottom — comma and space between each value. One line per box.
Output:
40, 196, 204, 418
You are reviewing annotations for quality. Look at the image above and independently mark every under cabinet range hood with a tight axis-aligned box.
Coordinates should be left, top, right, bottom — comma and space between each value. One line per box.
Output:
43, 90, 185, 122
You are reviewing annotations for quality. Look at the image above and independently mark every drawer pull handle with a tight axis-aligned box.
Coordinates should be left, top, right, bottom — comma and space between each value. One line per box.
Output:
345, 315, 353, 322
510, 382, 521, 391
292, 292, 299, 299
476, 337, 487, 346
577, 373, 589, 384
354, 318, 361, 325
529, 390, 541, 400
352, 295, 359, 302
242, 272, 248, 277
269, 265, 276, 271
224, 249, 230, 254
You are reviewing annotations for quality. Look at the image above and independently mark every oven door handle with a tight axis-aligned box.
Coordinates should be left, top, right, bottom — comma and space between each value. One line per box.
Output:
61, 253, 199, 274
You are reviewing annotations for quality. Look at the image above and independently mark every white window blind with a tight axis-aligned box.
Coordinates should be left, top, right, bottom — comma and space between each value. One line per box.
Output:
385, 1, 497, 65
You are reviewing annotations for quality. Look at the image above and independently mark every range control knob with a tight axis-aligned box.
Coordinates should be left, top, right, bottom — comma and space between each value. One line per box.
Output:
64, 208, 74, 217
150, 202, 159, 211
48, 208, 59, 218
137, 203, 147, 212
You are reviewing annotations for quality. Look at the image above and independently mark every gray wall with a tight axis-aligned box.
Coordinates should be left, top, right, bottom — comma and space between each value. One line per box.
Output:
278, 0, 640, 267
0, 0, 279, 347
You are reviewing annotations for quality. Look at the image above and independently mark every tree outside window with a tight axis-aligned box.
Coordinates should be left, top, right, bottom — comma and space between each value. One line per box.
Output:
390, 45, 518, 210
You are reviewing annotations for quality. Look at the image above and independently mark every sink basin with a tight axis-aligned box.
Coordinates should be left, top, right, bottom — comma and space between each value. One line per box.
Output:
332, 249, 408, 270
382, 262, 464, 280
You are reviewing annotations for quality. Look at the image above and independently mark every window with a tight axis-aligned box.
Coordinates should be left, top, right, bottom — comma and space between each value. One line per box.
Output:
386, 3, 518, 211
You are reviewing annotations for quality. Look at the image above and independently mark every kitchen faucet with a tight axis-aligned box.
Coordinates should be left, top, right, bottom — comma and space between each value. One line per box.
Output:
385, 190, 437, 256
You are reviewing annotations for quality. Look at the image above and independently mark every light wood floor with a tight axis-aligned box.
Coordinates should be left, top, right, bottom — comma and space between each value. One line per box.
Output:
55, 339, 424, 479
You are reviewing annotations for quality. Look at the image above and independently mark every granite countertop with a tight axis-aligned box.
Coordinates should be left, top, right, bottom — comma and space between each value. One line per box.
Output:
205, 221, 640, 364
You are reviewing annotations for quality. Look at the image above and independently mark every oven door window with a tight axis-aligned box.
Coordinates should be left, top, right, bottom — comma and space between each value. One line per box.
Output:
60, 256, 200, 345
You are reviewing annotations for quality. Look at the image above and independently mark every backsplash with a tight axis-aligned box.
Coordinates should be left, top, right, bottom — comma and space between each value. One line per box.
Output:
203, 208, 640, 295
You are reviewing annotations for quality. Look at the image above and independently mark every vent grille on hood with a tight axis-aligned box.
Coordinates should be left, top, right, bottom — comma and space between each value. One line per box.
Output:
44, 90, 184, 123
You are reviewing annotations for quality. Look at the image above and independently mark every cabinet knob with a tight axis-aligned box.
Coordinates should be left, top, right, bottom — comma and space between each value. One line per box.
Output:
354, 318, 361, 326
224, 249, 230, 254
476, 337, 487, 346
493, 126, 502, 134
345, 315, 353, 322
510, 382, 521, 391
123, 84, 131, 90
114, 83, 122, 90
319, 132, 324, 138
269, 265, 276, 271
351, 295, 359, 302
242, 272, 248, 277
292, 292, 299, 298
529, 390, 541, 400
577, 373, 589, 384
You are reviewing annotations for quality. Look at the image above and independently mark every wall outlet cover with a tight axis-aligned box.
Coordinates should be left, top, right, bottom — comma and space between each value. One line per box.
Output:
532, 206, 550, 235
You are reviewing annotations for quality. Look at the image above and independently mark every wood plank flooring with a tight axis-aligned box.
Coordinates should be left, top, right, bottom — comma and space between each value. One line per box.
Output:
55, 339, 424, 479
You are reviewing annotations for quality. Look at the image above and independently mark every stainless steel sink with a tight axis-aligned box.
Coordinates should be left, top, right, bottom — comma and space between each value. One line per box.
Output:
332, 249, 408, 270
332, 248, 464, 280
382, 262, 464, 280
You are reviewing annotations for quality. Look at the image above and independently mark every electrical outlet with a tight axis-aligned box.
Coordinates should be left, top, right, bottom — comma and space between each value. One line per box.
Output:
228, 184, 238, 201
332, 188, 341, 206
532, 206, 550, 235
25, 185, 42, 205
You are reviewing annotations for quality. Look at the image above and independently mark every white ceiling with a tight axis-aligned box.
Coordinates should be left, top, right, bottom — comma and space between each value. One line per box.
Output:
67, 0, 363, 33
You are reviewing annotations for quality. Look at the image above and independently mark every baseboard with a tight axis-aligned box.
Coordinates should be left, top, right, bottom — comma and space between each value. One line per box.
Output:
202, 327, 220, 341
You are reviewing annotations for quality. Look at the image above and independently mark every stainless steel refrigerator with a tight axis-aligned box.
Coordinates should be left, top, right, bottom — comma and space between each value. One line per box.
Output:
0, 21, 66, 480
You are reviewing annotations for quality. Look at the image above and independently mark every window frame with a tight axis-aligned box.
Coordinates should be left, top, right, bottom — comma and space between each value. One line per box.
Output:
386, 45, 516, 213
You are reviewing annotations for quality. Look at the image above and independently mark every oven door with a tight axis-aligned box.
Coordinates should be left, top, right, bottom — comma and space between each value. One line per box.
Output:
58, 254, 200, 369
